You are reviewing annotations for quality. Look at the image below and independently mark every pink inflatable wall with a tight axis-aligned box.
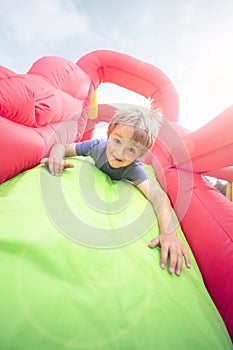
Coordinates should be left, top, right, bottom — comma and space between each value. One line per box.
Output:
0, 50, 232, 340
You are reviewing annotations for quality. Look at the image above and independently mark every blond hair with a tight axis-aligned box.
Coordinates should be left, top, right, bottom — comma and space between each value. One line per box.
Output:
107, 107, 163, 150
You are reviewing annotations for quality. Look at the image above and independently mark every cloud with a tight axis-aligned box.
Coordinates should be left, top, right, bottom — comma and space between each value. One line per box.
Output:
0, 0, 97, 48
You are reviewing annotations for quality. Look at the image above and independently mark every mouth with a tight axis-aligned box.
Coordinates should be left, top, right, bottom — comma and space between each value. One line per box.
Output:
108, 155, 126, 168
112, 155, 124, 163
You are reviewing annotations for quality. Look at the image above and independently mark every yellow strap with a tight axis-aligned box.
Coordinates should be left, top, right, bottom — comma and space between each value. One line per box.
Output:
88, 91, 98, 120
226, 182, 233, 202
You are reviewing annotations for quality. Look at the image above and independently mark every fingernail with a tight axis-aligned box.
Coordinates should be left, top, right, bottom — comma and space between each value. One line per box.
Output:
169, 267, 175, 274
161, 263, 165, 269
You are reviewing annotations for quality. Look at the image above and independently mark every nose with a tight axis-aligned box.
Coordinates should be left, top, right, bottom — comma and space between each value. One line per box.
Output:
116, 146, 125, 160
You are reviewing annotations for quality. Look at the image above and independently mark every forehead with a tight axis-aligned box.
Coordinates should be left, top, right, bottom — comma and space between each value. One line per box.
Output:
110, 124, 135, 139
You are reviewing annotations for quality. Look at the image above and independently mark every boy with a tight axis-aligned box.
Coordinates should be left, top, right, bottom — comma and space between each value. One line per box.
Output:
41, 107, 191, 276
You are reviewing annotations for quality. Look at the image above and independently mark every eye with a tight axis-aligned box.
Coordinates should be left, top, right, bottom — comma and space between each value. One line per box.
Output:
127, 147, 136, 154
113, 138, 121, 144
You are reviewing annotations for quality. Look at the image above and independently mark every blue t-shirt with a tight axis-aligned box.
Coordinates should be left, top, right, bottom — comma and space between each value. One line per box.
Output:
75, 139, 147, 185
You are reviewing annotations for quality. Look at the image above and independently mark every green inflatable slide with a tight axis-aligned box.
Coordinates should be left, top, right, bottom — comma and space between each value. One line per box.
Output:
0, 158, 231, 349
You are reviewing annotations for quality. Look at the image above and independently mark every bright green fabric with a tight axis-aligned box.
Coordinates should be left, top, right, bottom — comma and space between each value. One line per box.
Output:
0, 158, 231, 350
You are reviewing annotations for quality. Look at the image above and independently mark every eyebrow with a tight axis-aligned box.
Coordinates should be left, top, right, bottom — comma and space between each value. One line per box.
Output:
113, 133, 140, 148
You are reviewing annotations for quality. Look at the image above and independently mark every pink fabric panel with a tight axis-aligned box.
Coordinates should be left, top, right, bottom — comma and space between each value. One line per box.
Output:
0, 56, 93, 182
77, 50, 179, 122
28, 56, 90, 100
167, 170, 233, 338
0, 117, 44, 183
0, 73, 84, 127
0, 115, 80, 183
204, 167, 233, 182
0, 65, 15, 79
172, 105, 233, 173
147, 135, 233, 340
0, 75, 35, 125
34, 90, 82, 126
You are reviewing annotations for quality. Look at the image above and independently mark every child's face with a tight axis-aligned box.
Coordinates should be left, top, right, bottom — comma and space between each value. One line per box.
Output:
106, 124, 145, 168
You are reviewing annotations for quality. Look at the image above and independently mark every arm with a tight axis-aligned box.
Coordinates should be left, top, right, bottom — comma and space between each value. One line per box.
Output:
137, 179, 191, 276
41, 143, 76, 176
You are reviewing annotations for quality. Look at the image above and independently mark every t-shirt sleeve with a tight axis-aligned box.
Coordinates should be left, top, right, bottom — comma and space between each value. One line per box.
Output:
125, 163, 148, 185
75, 139, 102, 157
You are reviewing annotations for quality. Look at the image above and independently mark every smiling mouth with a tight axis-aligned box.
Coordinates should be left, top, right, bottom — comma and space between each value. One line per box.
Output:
112, 155, 124, 162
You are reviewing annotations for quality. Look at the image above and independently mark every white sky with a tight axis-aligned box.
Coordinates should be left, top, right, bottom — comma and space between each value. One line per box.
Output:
1, 0, 233, 131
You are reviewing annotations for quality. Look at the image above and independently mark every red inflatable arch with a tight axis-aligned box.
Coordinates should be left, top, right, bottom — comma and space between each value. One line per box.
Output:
0, 50, 232, 340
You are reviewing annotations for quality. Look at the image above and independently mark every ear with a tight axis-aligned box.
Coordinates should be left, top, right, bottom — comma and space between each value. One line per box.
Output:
107, 122, 115, 138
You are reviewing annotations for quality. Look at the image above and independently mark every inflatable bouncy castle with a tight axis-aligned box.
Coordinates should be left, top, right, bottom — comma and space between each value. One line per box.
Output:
0, 50, 232, 349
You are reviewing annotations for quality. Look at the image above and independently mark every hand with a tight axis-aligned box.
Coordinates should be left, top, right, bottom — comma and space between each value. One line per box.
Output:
40, 157, 74, 176
148, 232, 191, 276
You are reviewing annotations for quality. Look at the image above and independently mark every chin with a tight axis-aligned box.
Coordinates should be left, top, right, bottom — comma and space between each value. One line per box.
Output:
109, 162, 121, 169
109, 158, 126, 168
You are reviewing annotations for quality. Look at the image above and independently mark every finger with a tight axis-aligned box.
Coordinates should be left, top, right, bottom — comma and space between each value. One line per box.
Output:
55, 160, 65, 176
160, 244, 169, 270
148, 236, 160, 248
63, 162, 75, 169
49, 159, 63, 176
182, 247, 191, 269
48, 159, 56, 176
167, 245, 178, 274
40, 158, 48, 165
174, 252, 183, 276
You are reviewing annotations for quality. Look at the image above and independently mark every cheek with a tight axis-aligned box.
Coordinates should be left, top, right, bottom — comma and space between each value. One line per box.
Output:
128, 149, 142, 160
106, 143, 115, 159
106, 143, 113, 153
131, 154, 139, 161
124, 152, 137, 162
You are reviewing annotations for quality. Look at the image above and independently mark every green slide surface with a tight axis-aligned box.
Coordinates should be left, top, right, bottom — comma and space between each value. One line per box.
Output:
0, 158, 231, 349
